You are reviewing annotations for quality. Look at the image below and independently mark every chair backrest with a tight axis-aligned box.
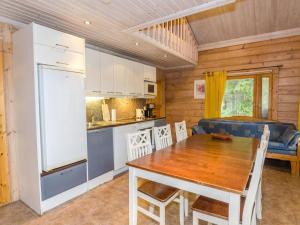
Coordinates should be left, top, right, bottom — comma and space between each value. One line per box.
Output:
153, 124, 173, 150
242, 140, 268, 225
127, 130, 153, 161
175, 120, 188, 142
260, 125, 270, 160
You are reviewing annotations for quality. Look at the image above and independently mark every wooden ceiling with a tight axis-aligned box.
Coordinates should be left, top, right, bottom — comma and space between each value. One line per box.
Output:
0, 0, 210, 69
0, 0, 299, 69
188, 0, 300, 47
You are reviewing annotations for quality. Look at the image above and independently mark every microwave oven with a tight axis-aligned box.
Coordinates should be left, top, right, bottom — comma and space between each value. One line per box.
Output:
144, 81, 157, 96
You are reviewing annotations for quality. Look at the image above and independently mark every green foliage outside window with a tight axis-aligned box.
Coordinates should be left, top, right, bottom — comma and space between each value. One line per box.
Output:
221, 78, 254, 117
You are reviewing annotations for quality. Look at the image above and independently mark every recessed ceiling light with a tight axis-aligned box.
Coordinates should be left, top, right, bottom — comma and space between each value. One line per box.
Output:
135, 42, 139, 46
101, 0, 111, 4
84, 20, 91, 25
164, 54, 168, 58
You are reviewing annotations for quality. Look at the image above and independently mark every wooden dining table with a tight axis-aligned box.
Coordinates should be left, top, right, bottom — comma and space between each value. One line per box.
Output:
127, 134, 259, 225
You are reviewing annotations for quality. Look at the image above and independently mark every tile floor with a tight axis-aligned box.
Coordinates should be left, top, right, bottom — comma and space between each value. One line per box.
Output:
0, 163, 299, 225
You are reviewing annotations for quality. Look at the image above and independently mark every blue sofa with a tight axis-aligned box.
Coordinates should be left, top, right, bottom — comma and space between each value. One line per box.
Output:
192, 118, 300, 175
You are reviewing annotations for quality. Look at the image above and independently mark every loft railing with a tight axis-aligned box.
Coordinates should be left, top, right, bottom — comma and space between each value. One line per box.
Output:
132, 17, 198, 65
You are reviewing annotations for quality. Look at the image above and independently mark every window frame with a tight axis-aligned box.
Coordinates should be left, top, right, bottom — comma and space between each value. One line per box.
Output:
224, 73, 273, 119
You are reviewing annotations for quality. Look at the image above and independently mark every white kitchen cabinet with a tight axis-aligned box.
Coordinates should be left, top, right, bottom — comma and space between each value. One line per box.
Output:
114, 56, 127, 95
126, 60, 137, 96
113, 124, 137, 172
85, 48, 101, 94
35, 44, 85, 71
126, 61, 144, 97
84, 48, 155, 97
34, 24, 85, 54
135, 62, 145, 96
144, 64, 156, 82
100, 52, 115, 95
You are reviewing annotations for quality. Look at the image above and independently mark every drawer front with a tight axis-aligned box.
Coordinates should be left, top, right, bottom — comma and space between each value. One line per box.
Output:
41, 162, 87, 201
35, 44, 85, 71
34, 24, 85, 54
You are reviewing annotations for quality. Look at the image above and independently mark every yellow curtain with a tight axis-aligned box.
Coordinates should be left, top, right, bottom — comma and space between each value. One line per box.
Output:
204, 71, 227, 118
298, 102, 300, 131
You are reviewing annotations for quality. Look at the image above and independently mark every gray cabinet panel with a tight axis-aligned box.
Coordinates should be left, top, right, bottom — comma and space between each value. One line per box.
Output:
87, 128, 114, 180
41, 162, 87, 201
154, 118, 167, 127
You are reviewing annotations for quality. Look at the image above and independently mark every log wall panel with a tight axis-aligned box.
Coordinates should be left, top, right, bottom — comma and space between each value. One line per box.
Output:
164, 36, 300, 132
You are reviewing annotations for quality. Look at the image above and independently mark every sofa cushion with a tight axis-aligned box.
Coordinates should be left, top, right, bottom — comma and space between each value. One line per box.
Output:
192, 125, 206, 135
278, 127, 298, 146
267, 148, 297, 156
268, 141, 286, 150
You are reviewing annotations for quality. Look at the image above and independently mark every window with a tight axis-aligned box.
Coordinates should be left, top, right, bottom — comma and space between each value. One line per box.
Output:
221, 74, 272, 119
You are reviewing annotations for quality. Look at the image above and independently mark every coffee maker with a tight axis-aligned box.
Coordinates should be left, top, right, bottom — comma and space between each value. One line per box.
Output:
144, 103, 155, 118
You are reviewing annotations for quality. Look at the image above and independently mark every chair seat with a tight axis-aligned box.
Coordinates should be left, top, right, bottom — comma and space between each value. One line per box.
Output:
192, 196, 245, 221
138, 181, 179, 202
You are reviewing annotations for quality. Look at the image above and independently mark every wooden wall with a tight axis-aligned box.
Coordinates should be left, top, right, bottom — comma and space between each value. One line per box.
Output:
164, 36, 300, 133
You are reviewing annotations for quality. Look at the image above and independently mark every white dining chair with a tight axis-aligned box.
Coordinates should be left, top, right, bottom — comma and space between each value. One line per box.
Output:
153, 124, 189, 217
255, 124, 270, 220
153, 124, 173, 150
243, 125, 270, 220
127, 130, 185, 225
191, 140, 268, 225
175, 121, 188, 143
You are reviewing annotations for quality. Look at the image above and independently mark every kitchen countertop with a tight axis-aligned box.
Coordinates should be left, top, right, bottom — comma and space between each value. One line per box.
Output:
87, 117, 166, 130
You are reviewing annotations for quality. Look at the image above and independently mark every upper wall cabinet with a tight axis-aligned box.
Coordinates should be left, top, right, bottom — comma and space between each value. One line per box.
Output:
34, 24, 85, 54
85, 48, 154, 98
144, 65, 156, 82
100, 52, 115, 95
34, 24, 85, 71
114, 56, 128, 95
85, 48, 101, 95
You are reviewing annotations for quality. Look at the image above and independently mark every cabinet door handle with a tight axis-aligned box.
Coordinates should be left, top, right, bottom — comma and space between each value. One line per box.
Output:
56, 44, 69, 49
56, 61, 69, 66
116, 92, 123, 94
107, 91, 115, 94
129, 93, 136, 95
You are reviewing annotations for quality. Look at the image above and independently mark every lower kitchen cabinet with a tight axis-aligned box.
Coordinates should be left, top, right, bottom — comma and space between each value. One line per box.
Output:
154, 118, 167, 127
113, 124, 137, 172
41, 161, 87, 201
87, 128, 114, 180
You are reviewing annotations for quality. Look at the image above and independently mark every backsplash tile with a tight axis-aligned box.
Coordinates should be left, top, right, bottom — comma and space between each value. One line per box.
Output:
86, 98, 146, 122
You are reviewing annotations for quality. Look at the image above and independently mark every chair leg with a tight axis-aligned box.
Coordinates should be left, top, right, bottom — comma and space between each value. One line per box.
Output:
179, 194, 185, 225
256, 182, 262, 220
159, 204, 166, 225
251, 207, 257, 225
192, 211, 198, 225
149, 203, 155, 214
184, 192, 189, 217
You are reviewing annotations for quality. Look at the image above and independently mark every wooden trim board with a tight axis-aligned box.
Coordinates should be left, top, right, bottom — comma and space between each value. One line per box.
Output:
0, 37, 10, 203
198, 28, 300, 51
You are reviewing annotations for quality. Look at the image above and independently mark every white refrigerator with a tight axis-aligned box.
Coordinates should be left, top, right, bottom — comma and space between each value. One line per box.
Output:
38, 65, 87, 171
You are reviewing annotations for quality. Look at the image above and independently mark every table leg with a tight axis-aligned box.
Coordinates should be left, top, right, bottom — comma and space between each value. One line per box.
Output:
129, 167, 138, 225
228, 193, 240, 225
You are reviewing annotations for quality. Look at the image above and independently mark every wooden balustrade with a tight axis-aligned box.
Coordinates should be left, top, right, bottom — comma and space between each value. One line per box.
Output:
134, 17, 198, 65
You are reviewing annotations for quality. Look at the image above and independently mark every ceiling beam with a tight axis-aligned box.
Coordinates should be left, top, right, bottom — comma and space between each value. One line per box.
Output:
124, 0, 236, 33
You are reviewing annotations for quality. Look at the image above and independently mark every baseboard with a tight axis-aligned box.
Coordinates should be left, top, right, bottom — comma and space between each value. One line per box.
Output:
87, 171, 114, 190
113, 166, 128, 177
